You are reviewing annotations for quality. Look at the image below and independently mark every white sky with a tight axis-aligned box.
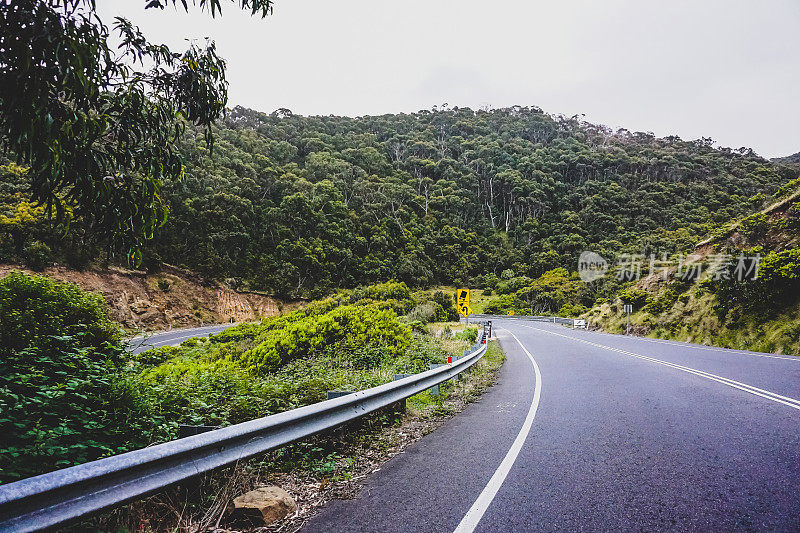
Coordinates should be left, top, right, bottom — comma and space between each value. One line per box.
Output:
98, 0, 800, 158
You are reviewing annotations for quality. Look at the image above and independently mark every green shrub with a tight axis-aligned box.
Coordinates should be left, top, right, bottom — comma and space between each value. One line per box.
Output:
432, 290, 458, 321
361, 280, 411, 302
739, 213, 769, 240
618, 287, 649, 309
407, 320, 428, 334
455, 327, 478, 343
209, 321, 263, 343
345, 345, 386, 371
133, 345, 182, 368
483, 294, 517, 314
240, 305, 411, 373
0, 272, 126, 482
708, 248, 800, 316
22, 241, 52, 271
642, 278, 692, 315
0, 271, 121, 353
407, 302, 438, 323
241, 342, 282, 372
0, 339, 130, 482
558, 303, 589, 316
124, 358, 266, 430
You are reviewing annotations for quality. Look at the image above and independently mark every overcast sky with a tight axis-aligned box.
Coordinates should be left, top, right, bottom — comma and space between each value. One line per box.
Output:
98, 0, 800, 158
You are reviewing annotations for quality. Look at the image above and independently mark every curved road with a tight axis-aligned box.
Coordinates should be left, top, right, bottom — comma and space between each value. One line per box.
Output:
127, 323, 234, 354
303, 318, 800, 532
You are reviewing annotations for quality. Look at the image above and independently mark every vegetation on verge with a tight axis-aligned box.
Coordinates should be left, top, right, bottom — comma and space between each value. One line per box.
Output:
0, 275, 485, 483
0, 272, 128, 482
88, 339, 505, 533
586, 187, 800, 354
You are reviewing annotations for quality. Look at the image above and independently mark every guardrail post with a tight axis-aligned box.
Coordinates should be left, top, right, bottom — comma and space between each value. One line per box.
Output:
429, 364, 448, 395
392, 374, 414, 411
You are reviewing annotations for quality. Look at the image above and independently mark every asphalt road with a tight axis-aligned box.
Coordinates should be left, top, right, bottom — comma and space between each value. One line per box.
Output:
127, 323, 235, 354
302, 318, 800, 532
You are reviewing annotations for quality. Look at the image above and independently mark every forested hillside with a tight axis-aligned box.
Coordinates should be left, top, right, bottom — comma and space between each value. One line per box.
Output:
151, 106, 797, 297
3, 105, 798, 298
773, 152, 800, 164
588, 179, 800, 354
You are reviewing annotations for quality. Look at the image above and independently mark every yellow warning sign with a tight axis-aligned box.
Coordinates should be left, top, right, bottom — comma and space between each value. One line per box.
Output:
456, 289, 472, 318
507, 310, 515, 315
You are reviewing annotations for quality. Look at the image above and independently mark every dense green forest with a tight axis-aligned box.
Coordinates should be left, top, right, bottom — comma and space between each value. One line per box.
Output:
115, 106, 800, 297
2, 105, 798, 299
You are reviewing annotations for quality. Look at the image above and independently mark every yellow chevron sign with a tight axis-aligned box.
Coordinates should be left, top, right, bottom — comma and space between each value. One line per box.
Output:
457, 289, 472, 318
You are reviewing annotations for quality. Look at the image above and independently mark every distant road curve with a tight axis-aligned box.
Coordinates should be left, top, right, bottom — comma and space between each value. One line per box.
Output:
127, 323, 236, 354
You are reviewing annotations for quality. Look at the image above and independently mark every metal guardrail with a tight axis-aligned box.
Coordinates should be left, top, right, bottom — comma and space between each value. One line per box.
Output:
0, 330, 489, 532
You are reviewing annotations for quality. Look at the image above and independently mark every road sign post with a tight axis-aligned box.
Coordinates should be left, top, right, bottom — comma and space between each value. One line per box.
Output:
624, 304, 633, 334
457, 289, 472, 322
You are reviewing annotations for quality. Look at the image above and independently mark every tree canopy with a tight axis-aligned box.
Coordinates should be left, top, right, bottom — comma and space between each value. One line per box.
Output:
133, 105, 795, 297
0, 0, 273, 259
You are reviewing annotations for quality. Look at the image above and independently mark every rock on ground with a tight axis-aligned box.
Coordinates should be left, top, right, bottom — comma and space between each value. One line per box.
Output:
232, 486, 298, 525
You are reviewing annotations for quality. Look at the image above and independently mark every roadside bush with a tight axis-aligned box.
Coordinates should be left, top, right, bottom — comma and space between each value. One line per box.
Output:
210, 321, 263, 344
407, 319, 428, 334
618, 287, 649, 309
0, 271, 121, 353
432, 290, 458, 321
483, 294, 517, 314
643, 279, 693, 315
345, 345, 386, 371
407, 302, 438, 323
0, 339, 129, 482
133, 345, 182, 368
240, 305, 411, 373
22, 240, 52, 271
360, 280, 411, 303
558, 303, 589, 316
708, 248, 800, 316
0, 272, 126, 482
455, 326, 478, 343
124, 358, 266, 430
347, 281, 414, 315
516, 269, 585, 314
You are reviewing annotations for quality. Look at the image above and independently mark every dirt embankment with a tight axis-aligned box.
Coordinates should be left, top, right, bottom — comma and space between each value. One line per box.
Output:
0, 263, 301, 332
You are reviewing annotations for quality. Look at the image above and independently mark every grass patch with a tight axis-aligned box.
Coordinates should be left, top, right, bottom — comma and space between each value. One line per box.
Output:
589, 284, 800, 356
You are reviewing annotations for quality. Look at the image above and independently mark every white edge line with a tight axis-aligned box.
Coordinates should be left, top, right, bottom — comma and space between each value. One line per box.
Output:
453, 329, 542, 533
521, 324, 800, 411
587, 330, 799, 361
